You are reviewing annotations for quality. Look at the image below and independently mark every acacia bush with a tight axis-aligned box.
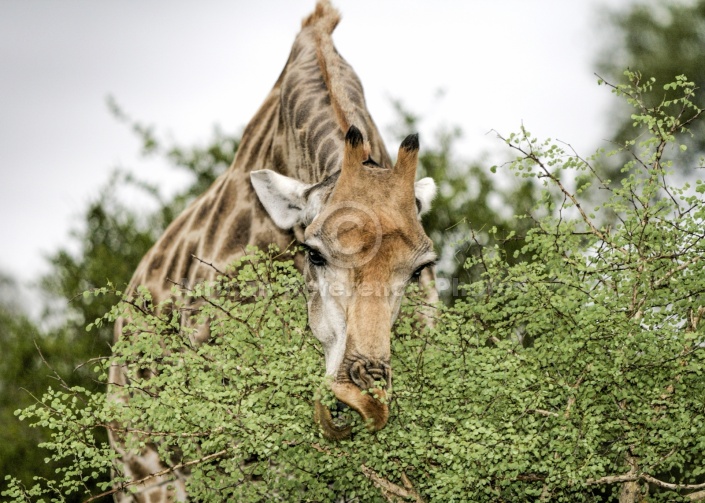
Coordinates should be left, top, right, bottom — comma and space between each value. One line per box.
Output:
4, 74, 705, 502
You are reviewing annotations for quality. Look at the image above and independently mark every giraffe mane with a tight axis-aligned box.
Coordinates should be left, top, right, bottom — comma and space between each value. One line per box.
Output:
302, 0, 355, 134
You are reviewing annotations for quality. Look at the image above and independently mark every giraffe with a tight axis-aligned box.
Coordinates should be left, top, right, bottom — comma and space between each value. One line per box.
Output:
108, 1, 438, 501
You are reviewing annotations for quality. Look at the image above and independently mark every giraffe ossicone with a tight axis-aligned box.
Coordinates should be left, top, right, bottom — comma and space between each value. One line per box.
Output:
109, 1, 438, 500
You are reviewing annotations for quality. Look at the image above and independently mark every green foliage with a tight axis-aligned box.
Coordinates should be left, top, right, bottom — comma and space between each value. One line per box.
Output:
0, 108, 239, 500
1, 97, 490, 499
4, 75, 705, 502
0, 276, 105, 497
389, 100, 538, 296
41, 102, 239, 347
597, 0, 705, 167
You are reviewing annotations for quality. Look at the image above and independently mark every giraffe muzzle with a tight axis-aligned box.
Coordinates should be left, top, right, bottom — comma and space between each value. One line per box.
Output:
314, 356, 391, 439
348, 358, 391, 391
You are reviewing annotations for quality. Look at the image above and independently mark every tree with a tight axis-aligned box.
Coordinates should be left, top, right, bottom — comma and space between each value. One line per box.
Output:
596, 0, 705, 168
389, 99, 539, 299
0, 107, 238, 499
40, 101, 239, 349
1, 99, 507, 498
0, 274, 97, 497
4, 74, 703, 503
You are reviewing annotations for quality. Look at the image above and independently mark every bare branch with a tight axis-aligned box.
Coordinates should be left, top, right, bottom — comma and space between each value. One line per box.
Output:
361, 464, 424, 503
640, 474, 705, 492
585, 471, 705, 495
496, 129, 620, 251
586, 472, 638, 486
525, 408, 559, 418
653, 255, 702, 290
190, 254, 227, 277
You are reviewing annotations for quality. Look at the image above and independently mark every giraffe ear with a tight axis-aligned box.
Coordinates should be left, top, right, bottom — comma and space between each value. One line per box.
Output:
414, 177, 437, 216
250, 170, 314, 229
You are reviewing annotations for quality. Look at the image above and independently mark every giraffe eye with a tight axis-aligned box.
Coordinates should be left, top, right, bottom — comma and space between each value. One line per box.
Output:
411, 262, 434, 282
306, 248, 327, 267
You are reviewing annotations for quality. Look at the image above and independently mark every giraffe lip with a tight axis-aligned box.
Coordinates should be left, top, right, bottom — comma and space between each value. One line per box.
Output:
314, 384, 390, 440
330, 382, 390, 432
314, 399, 353, 440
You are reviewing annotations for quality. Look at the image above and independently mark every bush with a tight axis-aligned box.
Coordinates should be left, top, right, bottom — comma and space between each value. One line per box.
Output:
4, 73, 705, 502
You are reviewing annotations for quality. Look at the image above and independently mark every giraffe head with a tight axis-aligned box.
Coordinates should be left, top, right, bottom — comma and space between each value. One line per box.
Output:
250, 126, 436, 438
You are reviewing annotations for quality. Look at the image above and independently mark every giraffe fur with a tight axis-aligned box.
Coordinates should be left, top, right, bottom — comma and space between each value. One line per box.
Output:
108, 2, 438, 501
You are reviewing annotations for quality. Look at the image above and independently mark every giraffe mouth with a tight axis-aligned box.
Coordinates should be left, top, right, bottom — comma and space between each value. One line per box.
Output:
314, 383, 390, 440
314, 399, 354, 440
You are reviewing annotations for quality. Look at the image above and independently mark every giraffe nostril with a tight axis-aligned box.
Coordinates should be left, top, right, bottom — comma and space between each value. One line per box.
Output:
347, 357, 390, 390
348, 360, 366, 388
367, 366, 386, 382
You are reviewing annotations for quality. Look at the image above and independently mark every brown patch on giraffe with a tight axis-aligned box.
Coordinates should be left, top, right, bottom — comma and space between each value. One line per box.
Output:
287, 41, 301, 62
318, 137, 337, 175
346, 84, 363, 107
252, 231, 274, 252
126, 457, 152, 481
304, 74, 326, 89
272, 144, 286, 174
148, 252, 164, 272
236, 92, 276, 171
164, 248, 182, 285
168, 446, 185, 468
223, 178, 240, 201
179, 240, 199, 284
219, 209, 252, 261
203, 186, 234, 255
211, 176, 227, 199
309, 116, 333, 143
294, 97, 314, 128
193, 196, 213, 227
159, 212, 188, 248
283, 86, 303, 125
319, 93, 331, 109
241, 108, 277, 171
240, 92, 278, 144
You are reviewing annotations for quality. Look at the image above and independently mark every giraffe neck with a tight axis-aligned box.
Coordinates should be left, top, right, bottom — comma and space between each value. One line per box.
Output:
129, 1, 389, 301
264, 10, 392, 185
112, 4, 401, 500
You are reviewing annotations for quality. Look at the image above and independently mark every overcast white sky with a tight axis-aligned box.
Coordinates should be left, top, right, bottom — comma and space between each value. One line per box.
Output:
0, 0, 624, 310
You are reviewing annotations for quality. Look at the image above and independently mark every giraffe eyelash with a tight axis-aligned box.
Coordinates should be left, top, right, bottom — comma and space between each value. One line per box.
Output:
411, 261, 436, 281
301, 244, 327, 267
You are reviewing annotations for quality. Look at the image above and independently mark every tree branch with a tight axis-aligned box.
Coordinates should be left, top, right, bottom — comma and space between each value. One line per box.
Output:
586, 472, 638, 486
190, 253, 228, 277
361, 464, 424, 503
585, 471, 705, 495
640, 474, 705, 491
525, 408, 558, 417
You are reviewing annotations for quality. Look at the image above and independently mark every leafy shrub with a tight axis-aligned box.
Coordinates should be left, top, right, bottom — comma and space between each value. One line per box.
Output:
4, 73, 705, 502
